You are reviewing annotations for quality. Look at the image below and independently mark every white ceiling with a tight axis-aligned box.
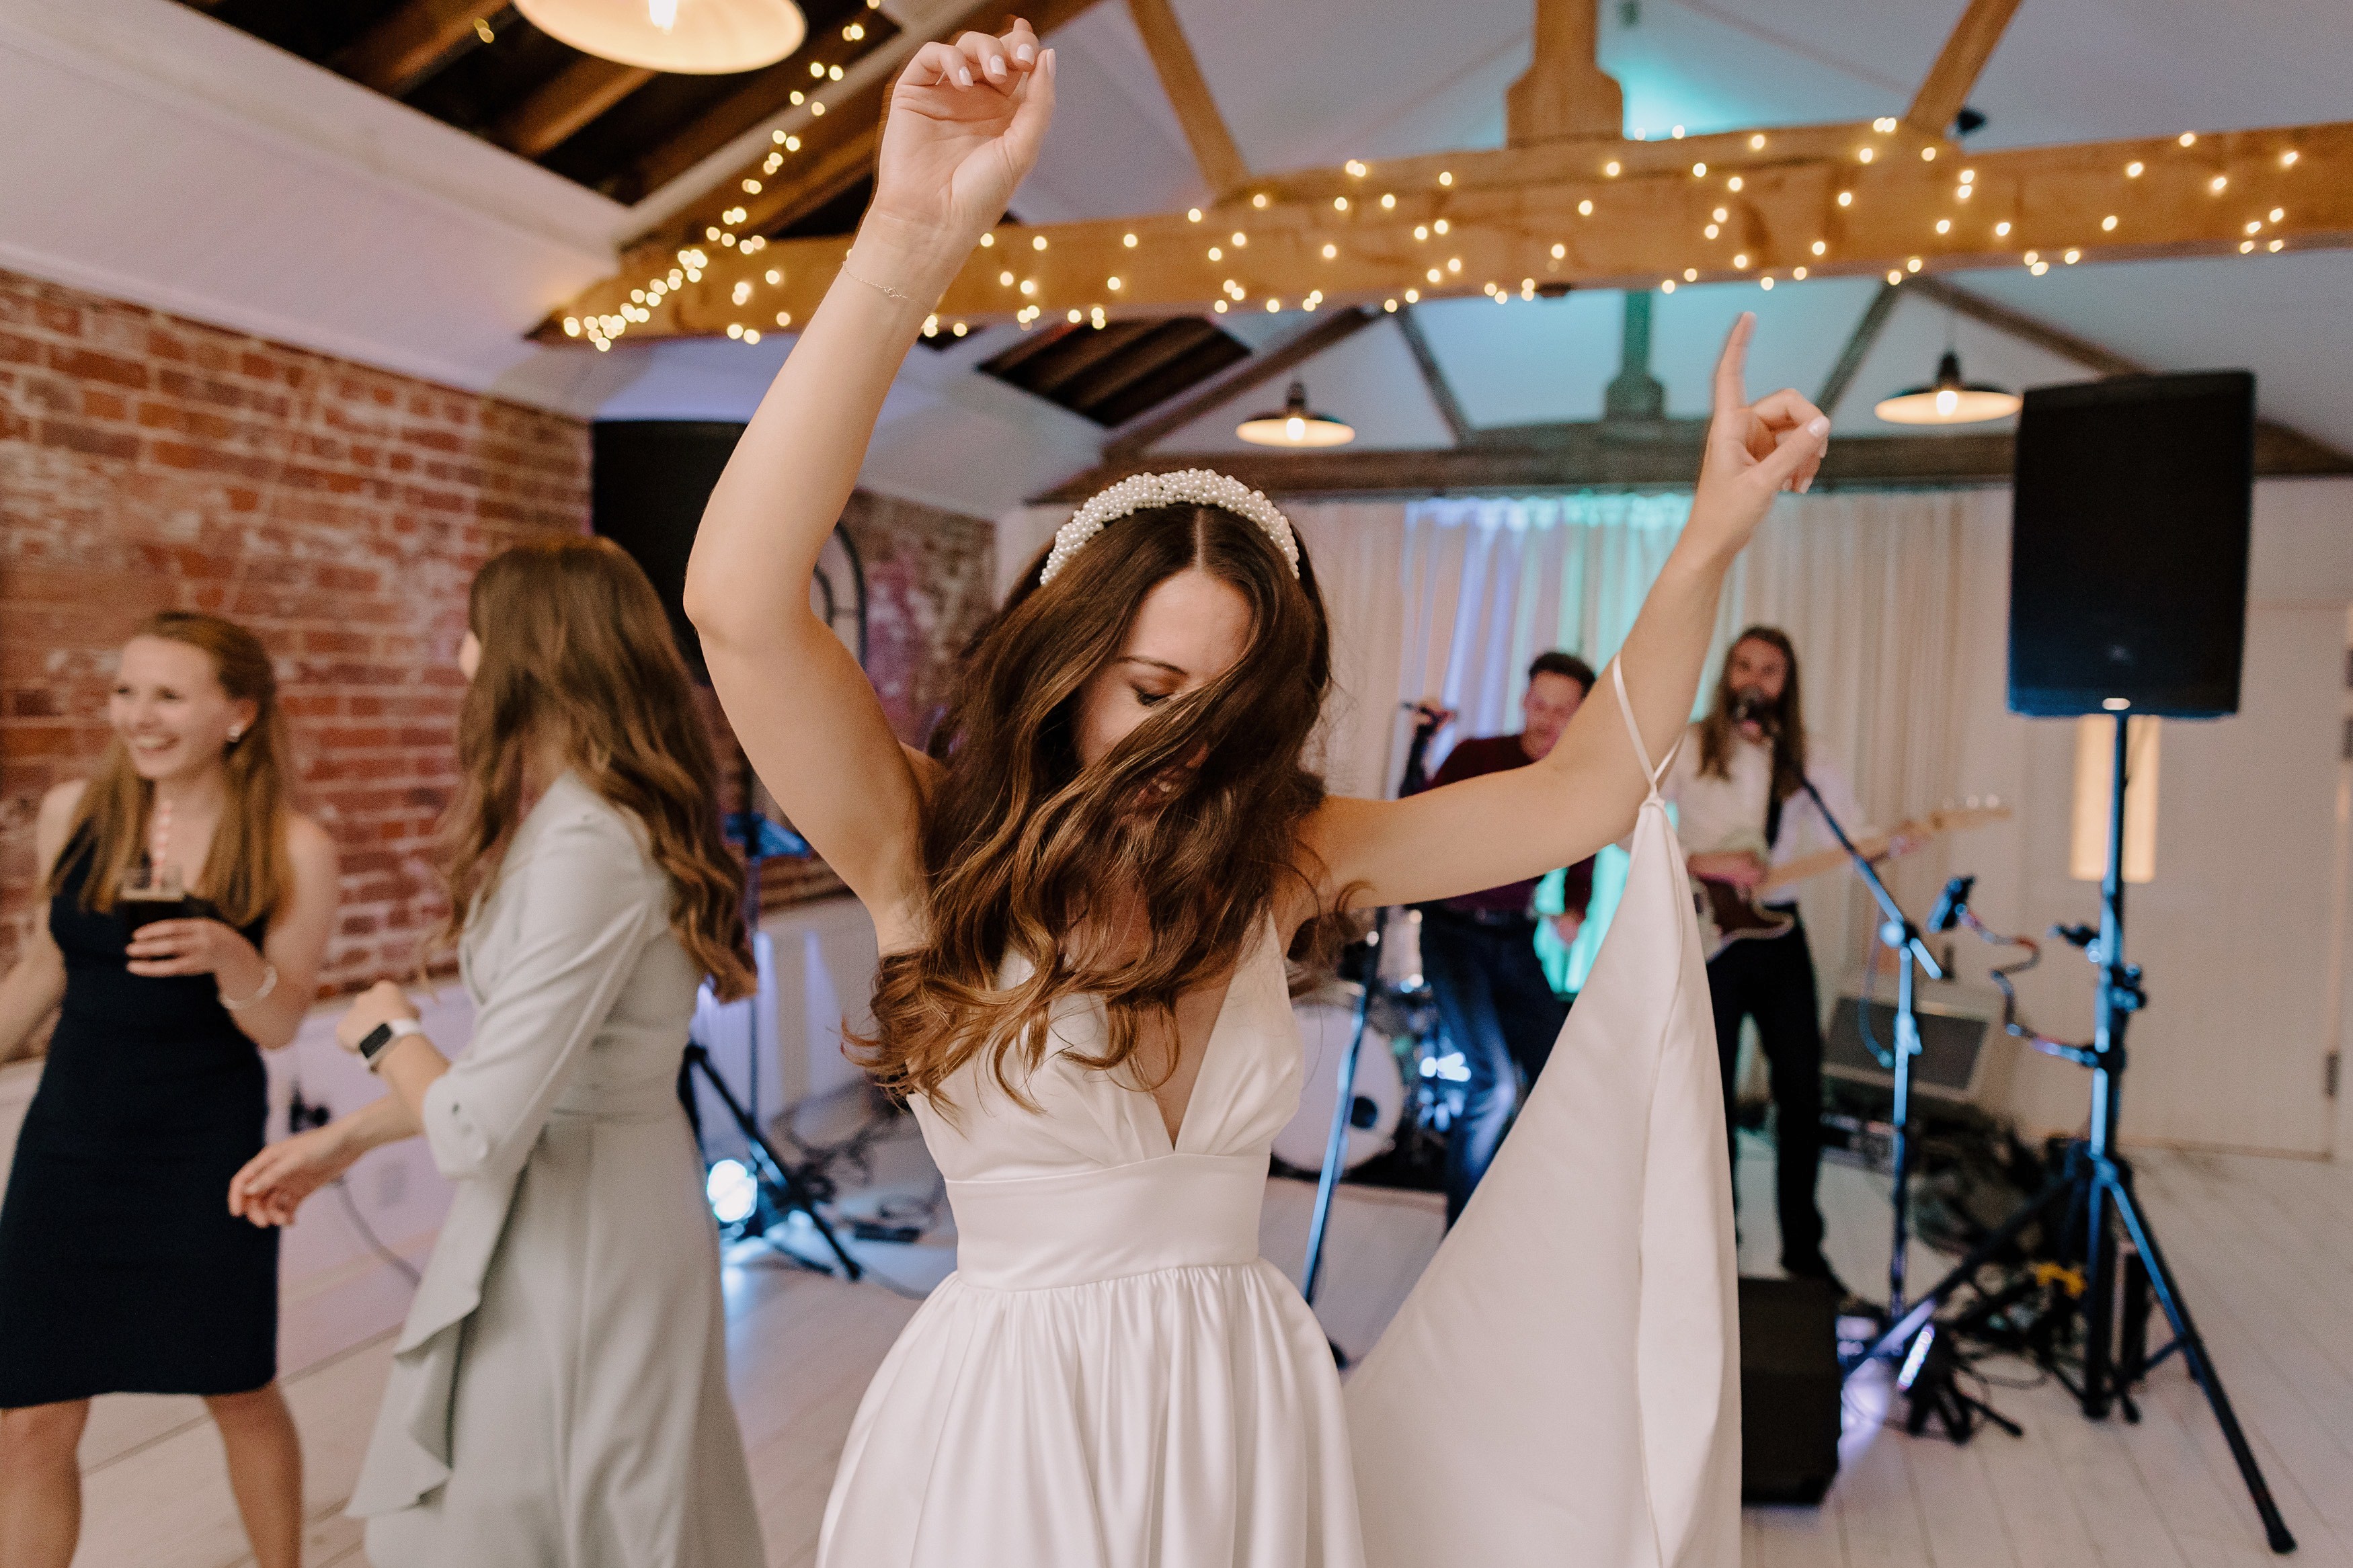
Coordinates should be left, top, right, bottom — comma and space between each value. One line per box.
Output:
2, 0, 2346, 520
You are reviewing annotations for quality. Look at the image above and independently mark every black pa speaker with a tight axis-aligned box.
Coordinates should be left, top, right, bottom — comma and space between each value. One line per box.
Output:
2007, 371, 2255, 718
1739, 1275, 1843, 1504
592, 420, 748, 684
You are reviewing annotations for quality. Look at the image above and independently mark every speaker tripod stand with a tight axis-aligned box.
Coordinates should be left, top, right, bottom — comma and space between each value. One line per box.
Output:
1852, 715, 2292, 1553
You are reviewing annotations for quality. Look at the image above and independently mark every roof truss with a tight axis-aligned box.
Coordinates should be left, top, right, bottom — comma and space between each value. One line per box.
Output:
548, 0, 2350, 349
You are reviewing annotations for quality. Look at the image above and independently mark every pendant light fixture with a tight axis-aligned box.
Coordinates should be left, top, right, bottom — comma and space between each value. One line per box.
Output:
1236, 381, 1355, 448
1874, 317, 2022, 426
515, 0, 806, 74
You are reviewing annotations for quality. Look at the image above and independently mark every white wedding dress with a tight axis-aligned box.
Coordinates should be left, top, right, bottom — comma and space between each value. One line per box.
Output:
818, 665, 1739, 1568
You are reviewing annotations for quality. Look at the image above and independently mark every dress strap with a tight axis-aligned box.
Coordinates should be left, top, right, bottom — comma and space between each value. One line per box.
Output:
1609, 659, 1680, 800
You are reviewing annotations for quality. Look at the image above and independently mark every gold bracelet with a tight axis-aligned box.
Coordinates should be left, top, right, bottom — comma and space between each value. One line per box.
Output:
838, 260, 916, 304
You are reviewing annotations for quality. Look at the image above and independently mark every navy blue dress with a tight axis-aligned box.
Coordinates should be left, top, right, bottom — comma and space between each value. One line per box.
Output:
0, 837, 278, 1406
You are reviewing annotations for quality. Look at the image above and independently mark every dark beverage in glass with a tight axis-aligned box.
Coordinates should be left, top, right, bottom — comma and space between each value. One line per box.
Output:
117, 865, 198, 938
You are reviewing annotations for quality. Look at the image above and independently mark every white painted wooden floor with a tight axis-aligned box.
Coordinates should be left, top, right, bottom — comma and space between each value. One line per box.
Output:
50, 1116, 2353, 1567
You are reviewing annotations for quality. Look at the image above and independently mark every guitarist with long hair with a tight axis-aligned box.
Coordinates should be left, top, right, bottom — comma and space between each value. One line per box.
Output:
1665, 627, 1874, 1290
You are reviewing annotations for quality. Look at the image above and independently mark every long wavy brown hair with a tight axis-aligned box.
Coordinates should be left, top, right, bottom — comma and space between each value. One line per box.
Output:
52, 611, 295, 928
438, 536, 754, 1000
858, 504, 1334, 1107
1696, 624, 1809, 802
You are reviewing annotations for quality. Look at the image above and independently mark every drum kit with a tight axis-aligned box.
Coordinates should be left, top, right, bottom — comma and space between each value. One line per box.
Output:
1273, 907, 1466, 1184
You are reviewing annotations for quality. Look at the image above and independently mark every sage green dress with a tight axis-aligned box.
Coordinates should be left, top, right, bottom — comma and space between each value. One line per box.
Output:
349, 772, 762, 1567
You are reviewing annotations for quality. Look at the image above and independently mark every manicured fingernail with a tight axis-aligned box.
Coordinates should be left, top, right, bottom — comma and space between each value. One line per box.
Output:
986, 55, 1006, 77
1015, 43, 1035, 62
956, 67, 973, 86
1799, 476, 1814, 493
1807, 416, 1829, 436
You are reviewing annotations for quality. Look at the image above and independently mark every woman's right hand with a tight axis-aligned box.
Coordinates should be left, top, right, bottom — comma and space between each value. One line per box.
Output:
1688, 850, 1767, 890
228, 1125, 360, 1228
863, 21, 1055, 262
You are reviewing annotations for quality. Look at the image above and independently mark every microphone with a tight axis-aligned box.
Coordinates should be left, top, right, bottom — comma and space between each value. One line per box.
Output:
1927, 874, 1975, 934
1729, 692, 1778, 729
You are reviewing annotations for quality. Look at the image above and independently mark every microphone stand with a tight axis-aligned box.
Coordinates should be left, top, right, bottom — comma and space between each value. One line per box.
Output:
1794, 779, 1944, 1329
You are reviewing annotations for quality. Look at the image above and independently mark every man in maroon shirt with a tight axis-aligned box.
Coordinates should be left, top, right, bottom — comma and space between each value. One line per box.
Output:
1404, 651, 1599, 1223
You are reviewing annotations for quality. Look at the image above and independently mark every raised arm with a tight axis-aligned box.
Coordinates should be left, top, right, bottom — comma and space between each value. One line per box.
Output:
683, 22, 1055, 946
1303, 315, 1829, 911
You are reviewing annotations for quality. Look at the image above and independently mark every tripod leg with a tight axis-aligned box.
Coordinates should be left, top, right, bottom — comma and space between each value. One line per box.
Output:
2108, 1184, 2297, 1555
1853, 1161, 2073, 1372
686, 1046, 865, 1283
2083, 1164, 2116, 1419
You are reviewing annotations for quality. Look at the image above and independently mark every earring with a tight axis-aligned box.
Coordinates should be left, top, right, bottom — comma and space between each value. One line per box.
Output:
227, 725, 244, 742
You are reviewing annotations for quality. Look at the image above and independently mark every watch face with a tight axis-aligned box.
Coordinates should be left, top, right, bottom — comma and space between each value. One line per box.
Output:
359, 1021, 395, 1061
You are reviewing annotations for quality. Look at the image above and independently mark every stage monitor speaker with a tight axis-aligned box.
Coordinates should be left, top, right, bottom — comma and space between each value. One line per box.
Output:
1823, 991, 1993, 1103
2008, 370, 2255, 718
592, 420, 747, 684
1739, 1275, 1842, 1504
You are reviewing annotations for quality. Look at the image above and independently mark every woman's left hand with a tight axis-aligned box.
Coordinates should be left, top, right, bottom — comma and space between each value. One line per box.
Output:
126, 917, 263, 987
334, 979, 421, 1054
1684, 313, 1830, 563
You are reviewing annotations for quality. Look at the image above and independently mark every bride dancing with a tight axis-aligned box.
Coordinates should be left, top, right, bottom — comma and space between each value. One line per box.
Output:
687, 20, 1827, 1567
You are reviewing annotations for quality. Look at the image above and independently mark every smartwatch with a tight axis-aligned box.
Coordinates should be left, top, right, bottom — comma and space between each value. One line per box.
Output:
355, 1017, 429, 1071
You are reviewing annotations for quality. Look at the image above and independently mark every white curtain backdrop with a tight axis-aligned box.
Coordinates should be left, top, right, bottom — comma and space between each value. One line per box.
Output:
1299, 489, 2009, 995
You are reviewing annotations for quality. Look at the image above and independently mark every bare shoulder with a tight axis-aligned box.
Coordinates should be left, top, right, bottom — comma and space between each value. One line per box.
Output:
33, 780, 90, 870
1279, 807, 1368, 934
1292, 793, 1383, 872
284, 813, 340, 878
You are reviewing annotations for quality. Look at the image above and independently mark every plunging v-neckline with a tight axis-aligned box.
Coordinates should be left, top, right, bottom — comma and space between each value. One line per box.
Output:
1147, 966, 1240, 1153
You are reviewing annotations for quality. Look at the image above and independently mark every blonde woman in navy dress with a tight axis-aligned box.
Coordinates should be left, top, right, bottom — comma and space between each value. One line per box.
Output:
0, 611, 340, 1568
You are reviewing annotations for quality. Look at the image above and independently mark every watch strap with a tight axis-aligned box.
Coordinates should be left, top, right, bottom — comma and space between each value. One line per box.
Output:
358, 1017, 427, 1069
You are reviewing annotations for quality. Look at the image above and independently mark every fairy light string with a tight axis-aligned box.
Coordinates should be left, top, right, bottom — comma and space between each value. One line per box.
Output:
560, 101, 2309, 346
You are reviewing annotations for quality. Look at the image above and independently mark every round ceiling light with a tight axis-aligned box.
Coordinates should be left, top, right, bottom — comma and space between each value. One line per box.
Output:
1874, 349, 2022, 425
514, 0, 807, 74
1236, 380, 1355, 448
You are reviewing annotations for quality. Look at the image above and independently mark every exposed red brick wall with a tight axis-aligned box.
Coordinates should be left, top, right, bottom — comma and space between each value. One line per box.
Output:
2, 268, 994, 1030
1, 266, 588, 1001
840, 489, 996, 753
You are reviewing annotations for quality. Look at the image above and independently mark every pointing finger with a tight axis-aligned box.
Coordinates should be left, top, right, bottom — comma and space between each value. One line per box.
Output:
1710, 312, 1757, 425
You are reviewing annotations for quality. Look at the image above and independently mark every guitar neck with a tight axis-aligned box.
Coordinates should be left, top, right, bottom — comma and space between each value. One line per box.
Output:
1753, 837, 1896, 899
1746, 803, 2012, 899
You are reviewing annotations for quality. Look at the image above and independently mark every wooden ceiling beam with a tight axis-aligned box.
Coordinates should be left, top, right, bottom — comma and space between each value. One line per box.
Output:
1816, 280, 1904, 415
1103, 306, 1376, 456
1125, 0, 1250, 198
1035, 415, 2352, 503
1905, 274, 2142, 375
338, 0, 491, 97
606, 0, 1108, 286
1394, 304, 1475, 446
550, 118, 2353, 345
1051, 319, 1233, 411
1506, 0, 1626, 146
494, 57, 657, 158
1025, 319, 1166, 395
1905, 0, 2024, 137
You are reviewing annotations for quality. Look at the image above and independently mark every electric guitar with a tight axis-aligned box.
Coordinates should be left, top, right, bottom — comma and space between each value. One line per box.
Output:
1691, 802, 2011, 960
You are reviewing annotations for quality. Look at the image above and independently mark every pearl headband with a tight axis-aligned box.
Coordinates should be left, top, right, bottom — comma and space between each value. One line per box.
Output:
1040, 468, 1300, 586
